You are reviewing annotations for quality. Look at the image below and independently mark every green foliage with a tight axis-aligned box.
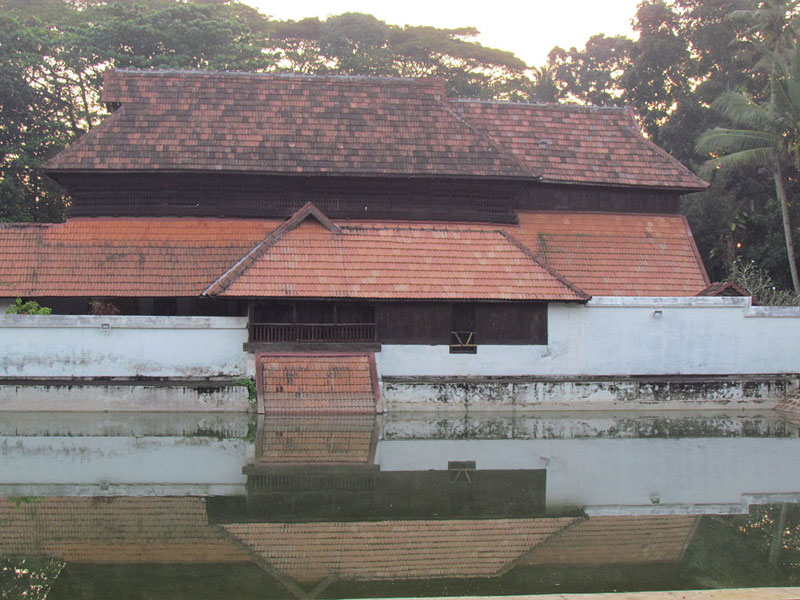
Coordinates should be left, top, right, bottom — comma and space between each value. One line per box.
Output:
548, 34, 633, 105
267, 12, 528, 98
696, 43, 800, 290
727, 258, 800, 304
5, 298, 52, 315
0, 557, 65, 600
232, 376, 256, 405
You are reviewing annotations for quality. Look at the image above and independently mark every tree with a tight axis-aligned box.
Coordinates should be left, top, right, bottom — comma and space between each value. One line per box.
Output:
266, 13, 529, 98
696, 49, 800, 290
547, 34, 633, 105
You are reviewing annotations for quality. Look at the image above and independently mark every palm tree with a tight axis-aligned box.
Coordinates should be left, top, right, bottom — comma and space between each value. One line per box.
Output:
696, 50, 800, 291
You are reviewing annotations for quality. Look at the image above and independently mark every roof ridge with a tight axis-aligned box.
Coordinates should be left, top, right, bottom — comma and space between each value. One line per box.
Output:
455, 98, 630, 112
340, 224, 504, 233
109, 68, 443, 87
617, 106, 709, 190
440, 97, 537, 178
498, 230, 591, 301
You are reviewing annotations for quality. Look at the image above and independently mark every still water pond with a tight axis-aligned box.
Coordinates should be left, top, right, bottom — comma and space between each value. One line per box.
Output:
2, 409, 800, 598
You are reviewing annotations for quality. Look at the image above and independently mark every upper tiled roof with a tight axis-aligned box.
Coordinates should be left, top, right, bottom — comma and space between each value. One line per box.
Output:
209, 204, 587, 301
43, 69, 707, 190
508, 212, 710, 296
45, 70, 527, 178
454, 100, 708, 190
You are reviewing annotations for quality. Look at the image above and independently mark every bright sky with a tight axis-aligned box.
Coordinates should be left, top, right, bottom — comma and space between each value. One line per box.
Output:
242, 0, 641, 67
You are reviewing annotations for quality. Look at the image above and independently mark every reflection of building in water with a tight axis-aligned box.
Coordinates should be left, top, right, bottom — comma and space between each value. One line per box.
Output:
236, 414, 546, 519
0, 496, 700, 598
2, 411, 800, 515
256, 414, 379, 464
3, 411, 800, 597
0, 497, 247, 564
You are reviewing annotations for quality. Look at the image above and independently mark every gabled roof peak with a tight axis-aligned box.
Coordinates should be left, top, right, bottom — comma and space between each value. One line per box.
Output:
281, 202, 341, 235
202, 203, 341, 297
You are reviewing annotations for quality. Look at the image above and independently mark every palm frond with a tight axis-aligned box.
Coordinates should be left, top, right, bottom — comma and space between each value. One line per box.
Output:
792, 45, 800, 82
711, 92, 779, 130
696, 128, 781, 155
703, 147, 777, 172
785, 79, 800, 112
771, 76, 800, 123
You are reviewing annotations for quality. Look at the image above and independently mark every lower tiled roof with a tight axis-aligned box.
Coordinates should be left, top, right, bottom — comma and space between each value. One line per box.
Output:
508, 212, 709, 296
223, 518, 577, 584
0, 497, 249, 563
0, 218, 281, 297
0, 209, 709, 299
214, 213, 586, 301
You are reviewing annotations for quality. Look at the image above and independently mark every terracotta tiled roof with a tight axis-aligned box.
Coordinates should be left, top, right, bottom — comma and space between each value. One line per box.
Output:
507, 212, 710, 296
258, 415, 377, 464
210, 205, 588, 301
697, 281, 753, 298
223, 518, 577, 584
0, 217, 281, 297
522, 515, 699, 566
454, 100, 708, 190
45, 71, 527, 178
0, 209, 705, 298
42, 70, 705, 190
0, 497, 249, 563
257, 353, 379, 414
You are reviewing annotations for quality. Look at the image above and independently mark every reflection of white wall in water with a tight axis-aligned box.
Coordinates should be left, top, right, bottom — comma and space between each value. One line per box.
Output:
375, 437, 800, 515
0, 436, 250, 497
379, 297, 800, 377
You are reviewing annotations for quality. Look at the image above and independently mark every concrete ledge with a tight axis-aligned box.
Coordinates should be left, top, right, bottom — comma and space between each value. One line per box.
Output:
382, 375, 798, 411
0, 410, 252, 436
0, 379, 252, 412
383, 409, 795, 440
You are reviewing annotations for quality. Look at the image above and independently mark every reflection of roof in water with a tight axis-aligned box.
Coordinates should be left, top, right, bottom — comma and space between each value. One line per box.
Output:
523, 515, 700, 566
0, 497, 700, 586
222, 518, 577, 584
0, 497, 247, 563
258, 415, 377, 464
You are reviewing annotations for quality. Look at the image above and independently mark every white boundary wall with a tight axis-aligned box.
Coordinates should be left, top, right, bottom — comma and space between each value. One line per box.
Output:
0, 315, 248, 378
1, 298, 799, 379
378, 297, 800, 377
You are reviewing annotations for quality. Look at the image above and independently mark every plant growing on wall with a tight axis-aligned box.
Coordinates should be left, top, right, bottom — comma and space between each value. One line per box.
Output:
5, 298, 52, 315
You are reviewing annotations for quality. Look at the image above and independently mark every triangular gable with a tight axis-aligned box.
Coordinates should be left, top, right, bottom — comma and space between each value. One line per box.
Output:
205, 207, 588, 302
203, 202, 339, 296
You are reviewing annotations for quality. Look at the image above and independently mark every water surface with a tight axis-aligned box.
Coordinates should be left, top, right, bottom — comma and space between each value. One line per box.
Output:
2, 409, 800, 598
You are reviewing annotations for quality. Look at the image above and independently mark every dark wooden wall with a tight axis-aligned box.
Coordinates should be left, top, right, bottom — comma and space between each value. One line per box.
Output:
57, 173, 682, 220
377, 302, 547, 345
